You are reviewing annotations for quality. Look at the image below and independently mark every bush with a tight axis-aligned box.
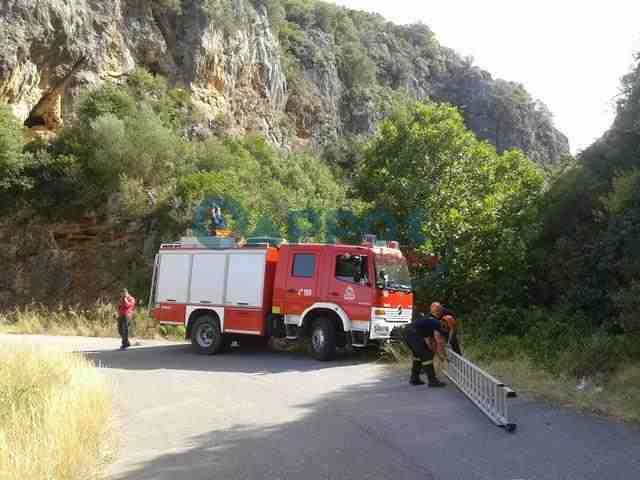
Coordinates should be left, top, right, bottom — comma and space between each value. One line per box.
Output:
557, 334, 640, 378
338, 41, 377, 90
464, 335, 524, 362
465, 305, 531, 338
77, 82, 137, 125
86, 109, 187, 191
463, 302, 640, 379
0, 104, 30, 191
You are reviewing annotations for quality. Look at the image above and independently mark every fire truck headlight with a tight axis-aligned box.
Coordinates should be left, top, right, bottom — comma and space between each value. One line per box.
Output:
374, 309, 386, 316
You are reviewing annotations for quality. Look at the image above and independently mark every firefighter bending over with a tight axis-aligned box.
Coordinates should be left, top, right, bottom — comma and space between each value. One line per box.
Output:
402, 311, 447, 387
431, 302, 462, 356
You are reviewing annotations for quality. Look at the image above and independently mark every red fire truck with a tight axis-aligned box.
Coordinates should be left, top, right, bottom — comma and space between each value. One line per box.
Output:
150, 237, 413, 360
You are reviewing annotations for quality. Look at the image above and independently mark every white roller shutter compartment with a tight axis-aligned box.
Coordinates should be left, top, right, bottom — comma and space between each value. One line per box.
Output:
189, 253, 226, 305
156, 254, 191, 303
225, 252, 266, 307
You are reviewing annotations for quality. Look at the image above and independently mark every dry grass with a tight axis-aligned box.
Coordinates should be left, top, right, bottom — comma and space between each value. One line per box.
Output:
381, 338, 413, 364
476, 357, 640, 424
0, 302, 185, 341
383, 341, 640, 424
0, 347, 115, 480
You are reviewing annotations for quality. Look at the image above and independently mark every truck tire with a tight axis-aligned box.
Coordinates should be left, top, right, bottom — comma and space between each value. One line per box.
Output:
191, 315, 225, 355
309, 317, 337, 361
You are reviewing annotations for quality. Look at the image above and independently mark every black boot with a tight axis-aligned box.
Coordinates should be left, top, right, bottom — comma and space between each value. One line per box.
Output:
409, 360, 425, 385
425, 363, 446, 388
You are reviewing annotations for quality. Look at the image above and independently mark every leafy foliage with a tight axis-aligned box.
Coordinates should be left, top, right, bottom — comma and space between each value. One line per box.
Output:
176, 135, 345, 238
356, 101, 544, 309
2, 7, 637, 378
0, 105, 30, 191
338, 42, 377, 90
18, 69, 196, 215
12, 67, 346, 239
526, 55, 640, 333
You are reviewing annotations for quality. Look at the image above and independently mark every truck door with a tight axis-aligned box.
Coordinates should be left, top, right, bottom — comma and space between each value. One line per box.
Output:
283, 248, 321, 320
327, 249, 374, 325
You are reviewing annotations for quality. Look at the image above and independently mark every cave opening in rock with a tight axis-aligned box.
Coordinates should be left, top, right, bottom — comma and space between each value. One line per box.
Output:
24, 111, 47, 128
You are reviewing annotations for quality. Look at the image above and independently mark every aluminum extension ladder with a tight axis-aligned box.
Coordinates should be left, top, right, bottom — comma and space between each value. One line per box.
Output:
444, 347, 517, 432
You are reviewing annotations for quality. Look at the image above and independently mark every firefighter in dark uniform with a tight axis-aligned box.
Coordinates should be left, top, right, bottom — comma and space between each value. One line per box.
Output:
402, 310, 447, 387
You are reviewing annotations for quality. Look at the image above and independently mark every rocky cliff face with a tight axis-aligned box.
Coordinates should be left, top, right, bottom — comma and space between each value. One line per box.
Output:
0, 215, 152, 307
0, 0, 569, 163
283, 17, 569, 165
0, 0, 288, 142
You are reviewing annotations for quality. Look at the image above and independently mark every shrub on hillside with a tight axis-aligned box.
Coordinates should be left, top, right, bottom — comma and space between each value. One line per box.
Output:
0, 104, 30, 191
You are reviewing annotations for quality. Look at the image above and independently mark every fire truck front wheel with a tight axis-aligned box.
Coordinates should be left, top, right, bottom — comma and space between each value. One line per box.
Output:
191, 315, 225, 355
310, 318, 337, 361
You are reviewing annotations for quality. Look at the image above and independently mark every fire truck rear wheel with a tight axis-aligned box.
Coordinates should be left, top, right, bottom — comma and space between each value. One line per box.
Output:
191, 315, 224, 355
310, 318, 337, 361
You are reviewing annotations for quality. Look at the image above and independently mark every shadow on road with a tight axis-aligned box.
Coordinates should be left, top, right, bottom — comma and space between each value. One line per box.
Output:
109, 367, 640, 480
83, 343, 379, 375
111, 375, 442, 480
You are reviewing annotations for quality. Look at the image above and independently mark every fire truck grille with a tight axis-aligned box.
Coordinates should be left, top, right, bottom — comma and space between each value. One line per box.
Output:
381, 307, 412, 323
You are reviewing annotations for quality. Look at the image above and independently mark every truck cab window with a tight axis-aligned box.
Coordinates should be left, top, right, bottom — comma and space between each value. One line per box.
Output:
292, 253, 316, 278
335, 255, 368, 284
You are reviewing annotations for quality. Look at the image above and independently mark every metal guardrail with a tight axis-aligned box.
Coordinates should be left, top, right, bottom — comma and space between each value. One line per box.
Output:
444, 347, 517, 432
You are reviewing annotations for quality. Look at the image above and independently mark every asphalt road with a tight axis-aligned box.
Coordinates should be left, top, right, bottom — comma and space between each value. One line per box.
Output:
2, 333, 640, 480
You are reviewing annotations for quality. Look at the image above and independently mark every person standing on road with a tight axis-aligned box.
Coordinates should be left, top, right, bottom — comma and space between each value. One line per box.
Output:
117, 289, 136, 350
402, 310, 447, 387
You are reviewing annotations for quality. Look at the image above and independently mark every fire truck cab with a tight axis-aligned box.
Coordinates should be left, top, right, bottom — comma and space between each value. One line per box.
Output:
150, 237, 413, 361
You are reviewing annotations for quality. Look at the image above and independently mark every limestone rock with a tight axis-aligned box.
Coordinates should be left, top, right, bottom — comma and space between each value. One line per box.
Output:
0, 0, 569, 163
0, 0, 287, 143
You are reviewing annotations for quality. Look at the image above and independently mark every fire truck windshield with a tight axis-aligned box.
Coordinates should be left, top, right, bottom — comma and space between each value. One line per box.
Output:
375, 253, 412, 292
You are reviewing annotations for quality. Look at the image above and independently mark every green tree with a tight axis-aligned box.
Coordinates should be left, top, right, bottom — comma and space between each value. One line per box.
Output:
527, 55, 640, 326
357, 101, 544, 307
179, 135, 346, 240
